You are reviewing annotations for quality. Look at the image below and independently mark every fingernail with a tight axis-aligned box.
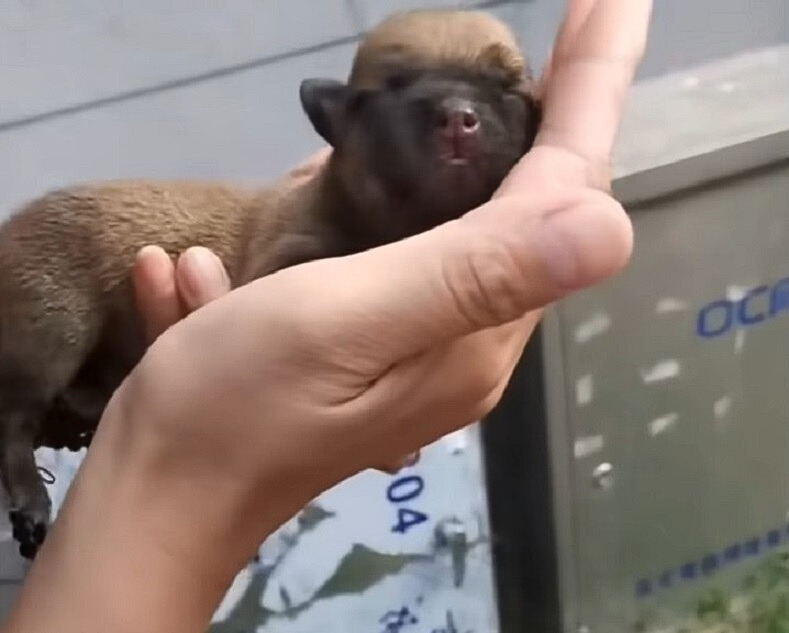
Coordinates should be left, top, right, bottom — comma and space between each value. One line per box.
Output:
133, 245, 174, 288
179, 247, 229, 307
135, 244, 166, 265
534, 203, 632, 290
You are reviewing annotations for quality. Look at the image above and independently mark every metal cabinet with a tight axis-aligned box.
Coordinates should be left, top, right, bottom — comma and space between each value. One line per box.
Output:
485, 44, 789, 633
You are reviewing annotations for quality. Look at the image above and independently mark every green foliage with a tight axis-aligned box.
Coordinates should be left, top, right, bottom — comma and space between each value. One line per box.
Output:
743, 550, 789, 633
642, 549, 789, 633
696, 588, 731, 621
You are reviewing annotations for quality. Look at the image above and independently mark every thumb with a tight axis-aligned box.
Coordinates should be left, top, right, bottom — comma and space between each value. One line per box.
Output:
296, 189, 632, 360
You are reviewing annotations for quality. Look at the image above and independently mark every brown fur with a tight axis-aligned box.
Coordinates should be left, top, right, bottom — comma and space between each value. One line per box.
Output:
0, 8, 537, 560
350, 10, 534, 94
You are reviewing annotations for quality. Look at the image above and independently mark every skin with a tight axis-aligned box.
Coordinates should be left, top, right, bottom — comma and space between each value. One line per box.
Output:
0, 1, 652, 632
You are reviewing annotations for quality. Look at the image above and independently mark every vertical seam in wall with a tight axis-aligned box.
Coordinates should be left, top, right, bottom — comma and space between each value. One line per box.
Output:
345, 0, 367, 35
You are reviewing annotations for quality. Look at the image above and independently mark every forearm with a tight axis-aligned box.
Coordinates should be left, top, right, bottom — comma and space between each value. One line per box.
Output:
3, 506, 225, 633
1, 398, 252, 633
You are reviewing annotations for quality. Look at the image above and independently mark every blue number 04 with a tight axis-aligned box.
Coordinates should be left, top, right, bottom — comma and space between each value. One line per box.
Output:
387, 475, 429, 534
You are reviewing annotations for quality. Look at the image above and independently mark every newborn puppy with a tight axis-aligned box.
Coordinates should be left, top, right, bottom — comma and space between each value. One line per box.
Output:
0, 8, 541, 559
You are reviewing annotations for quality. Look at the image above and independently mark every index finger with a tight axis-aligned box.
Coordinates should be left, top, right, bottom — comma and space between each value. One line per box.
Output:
132, 245, 183, 344
542, 0, 597, 88
536, 0, 653, 178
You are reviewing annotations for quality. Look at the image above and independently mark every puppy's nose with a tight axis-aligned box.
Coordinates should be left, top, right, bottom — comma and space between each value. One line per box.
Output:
437, 98, 480, 136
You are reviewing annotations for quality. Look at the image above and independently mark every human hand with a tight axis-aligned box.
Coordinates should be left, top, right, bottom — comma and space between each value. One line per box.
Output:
111, 0, 649, 580
130, 160, 420, 475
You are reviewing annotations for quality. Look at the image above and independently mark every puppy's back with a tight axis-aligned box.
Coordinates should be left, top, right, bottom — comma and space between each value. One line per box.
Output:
0, 180, 260, 301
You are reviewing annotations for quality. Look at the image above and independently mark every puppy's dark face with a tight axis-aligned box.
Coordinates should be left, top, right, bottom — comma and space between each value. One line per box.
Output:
300, 66, 540, 242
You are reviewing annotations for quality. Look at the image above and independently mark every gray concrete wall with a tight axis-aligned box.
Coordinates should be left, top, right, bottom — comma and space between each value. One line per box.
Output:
0, 0, 787, 217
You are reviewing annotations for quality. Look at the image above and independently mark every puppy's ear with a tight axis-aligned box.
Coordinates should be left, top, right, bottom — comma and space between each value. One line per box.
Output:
299, 79, 352, 147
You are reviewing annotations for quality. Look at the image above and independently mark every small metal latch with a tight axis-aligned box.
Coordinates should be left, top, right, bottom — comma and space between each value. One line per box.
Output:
591, 462, 614, 491
435, 517, 469, 587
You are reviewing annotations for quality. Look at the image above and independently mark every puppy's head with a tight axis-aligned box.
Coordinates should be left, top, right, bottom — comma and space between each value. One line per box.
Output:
300, 10, 541, 241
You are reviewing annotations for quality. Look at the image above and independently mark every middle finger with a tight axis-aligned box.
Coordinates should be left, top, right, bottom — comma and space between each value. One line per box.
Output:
176, 247, 232, 312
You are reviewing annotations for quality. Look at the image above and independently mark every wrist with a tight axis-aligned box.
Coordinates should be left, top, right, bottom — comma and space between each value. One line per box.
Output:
4, 395, 260, 633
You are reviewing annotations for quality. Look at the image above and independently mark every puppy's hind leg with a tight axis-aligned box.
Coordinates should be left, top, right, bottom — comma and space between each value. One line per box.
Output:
0, 306, 101, 560
0, 369, 53, 560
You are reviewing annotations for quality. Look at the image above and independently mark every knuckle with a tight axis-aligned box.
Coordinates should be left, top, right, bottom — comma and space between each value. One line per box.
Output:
441, 233, 531, 330
586, 157, 613, 193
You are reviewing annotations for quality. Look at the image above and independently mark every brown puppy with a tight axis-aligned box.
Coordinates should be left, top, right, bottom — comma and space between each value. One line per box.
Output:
0, 9, 541, 560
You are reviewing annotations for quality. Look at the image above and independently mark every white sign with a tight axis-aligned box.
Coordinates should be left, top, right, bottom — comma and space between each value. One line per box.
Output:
5, 424, 500, 633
